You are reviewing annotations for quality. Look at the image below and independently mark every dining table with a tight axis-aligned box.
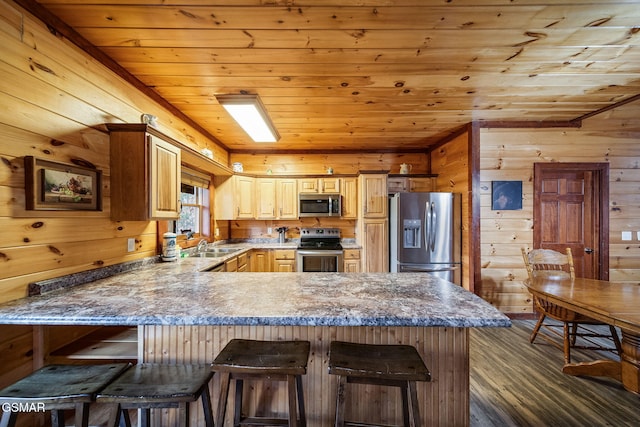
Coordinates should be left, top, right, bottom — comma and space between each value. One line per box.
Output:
524, 276, 640, 394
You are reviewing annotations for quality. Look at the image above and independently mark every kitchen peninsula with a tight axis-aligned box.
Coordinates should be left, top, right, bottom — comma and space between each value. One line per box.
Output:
0, 258, 510, 427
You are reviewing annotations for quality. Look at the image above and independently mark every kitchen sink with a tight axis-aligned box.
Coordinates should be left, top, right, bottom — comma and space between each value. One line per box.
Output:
191, 247, 241, 258
191, 252, 229, 258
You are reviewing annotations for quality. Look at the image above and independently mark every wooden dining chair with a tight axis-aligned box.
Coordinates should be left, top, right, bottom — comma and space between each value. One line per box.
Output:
521, 247, 622, 364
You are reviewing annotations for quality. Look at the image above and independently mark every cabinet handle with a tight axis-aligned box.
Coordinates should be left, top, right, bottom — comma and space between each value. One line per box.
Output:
237, 207, 240, 217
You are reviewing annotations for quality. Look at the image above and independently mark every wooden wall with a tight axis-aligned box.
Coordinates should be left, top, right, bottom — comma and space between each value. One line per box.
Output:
430, 128, 473, 291
478, 100, 640, 314
229, 152, 430, 176
0, 0, 228, 394
0, 0, 226, 303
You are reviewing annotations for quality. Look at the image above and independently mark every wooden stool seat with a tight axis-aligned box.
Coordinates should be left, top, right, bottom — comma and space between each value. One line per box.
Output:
328, 341, 431, 427
0, 363, 131, 427
212, 339, 310, 427
96, 363, 214, 427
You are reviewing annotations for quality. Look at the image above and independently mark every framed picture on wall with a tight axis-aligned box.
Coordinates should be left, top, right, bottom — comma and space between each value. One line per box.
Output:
24, 156, 102, 211
491, 180, 522, 210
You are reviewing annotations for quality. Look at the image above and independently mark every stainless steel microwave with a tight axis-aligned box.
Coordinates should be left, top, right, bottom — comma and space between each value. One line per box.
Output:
298, 194, 341, 217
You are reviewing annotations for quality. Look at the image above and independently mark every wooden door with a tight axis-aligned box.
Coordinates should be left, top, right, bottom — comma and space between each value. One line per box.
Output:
533, 163, 609, 279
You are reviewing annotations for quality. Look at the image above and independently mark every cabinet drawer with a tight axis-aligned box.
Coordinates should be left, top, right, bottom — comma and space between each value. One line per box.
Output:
344, 249, 360, 260
274, 249, 296, 260
225, 257, 238, 272
237, 252, 248, 267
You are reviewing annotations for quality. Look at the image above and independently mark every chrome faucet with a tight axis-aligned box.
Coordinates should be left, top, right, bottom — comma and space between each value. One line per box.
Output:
196, 239, 208, 253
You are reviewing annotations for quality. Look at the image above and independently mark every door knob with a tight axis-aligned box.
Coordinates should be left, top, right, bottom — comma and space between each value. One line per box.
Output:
584, 247, 594, 254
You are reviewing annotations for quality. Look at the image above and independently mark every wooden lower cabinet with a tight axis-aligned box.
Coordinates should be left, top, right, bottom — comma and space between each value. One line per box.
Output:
343, 249, 361, 272
142, 325, 469, 427
225, 257, 238, 272
359, 219, 389, 272
237, 252, 248, 272
273, 249, 296, 272
249, 250, 271, 272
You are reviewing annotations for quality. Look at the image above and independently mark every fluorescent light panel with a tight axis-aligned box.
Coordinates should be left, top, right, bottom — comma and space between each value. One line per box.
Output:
216, 94, 280, 143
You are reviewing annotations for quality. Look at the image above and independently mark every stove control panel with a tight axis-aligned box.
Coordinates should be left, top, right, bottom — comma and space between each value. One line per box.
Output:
300, 227, 341, 238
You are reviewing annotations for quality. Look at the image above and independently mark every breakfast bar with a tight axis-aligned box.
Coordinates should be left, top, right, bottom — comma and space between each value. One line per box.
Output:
0, 260, 510, 426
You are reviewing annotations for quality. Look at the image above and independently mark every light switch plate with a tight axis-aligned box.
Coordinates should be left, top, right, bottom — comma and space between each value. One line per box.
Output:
621, 231, 632, 241
127, 238, 135, 252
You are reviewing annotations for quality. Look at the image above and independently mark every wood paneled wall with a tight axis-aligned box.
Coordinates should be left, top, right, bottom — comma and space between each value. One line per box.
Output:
430, 129, 473, 291
229, 152, 430, 176
479, 100, 640, 314
0, 0, 226, 303
0, 0, 228, 390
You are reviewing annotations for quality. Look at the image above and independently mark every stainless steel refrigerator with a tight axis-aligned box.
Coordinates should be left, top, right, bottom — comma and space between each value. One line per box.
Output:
390, 192, 462, 284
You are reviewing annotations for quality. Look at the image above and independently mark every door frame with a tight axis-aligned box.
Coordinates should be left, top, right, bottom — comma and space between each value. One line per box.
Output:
533, 162, 609, 280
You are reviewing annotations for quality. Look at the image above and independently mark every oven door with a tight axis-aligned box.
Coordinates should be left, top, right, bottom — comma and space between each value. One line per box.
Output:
297, 250, 344, 272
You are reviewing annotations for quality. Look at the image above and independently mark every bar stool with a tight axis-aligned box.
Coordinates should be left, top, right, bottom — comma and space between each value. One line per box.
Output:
0, 363, 130, 427
212, 339, 311, 427
96, 363, 214, 427
328, 341, 431, 427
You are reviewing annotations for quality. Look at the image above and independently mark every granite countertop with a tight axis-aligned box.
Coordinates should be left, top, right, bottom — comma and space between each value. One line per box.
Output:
0, 258, 510, 328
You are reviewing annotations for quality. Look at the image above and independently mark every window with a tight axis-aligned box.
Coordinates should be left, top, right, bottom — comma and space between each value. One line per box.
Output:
171, 168, 211, 239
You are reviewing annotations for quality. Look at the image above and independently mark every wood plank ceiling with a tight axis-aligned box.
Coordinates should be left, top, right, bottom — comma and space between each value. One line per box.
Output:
26, 0, 640, 153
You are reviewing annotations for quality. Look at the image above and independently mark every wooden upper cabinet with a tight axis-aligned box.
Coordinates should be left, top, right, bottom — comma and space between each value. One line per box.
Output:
277, 178, 298, 219
108, 124, 181, 221
215, 175, 255, 220
387, 176, 436, 193
256, 178, 277, 219
341, 177, 358, 219
359, 174, 387, 218
299, 177, 340, 193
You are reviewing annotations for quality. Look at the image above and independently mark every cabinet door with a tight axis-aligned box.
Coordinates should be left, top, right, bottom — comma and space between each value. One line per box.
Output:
277, 179, 298, 219
321, 178, 340, 193
344, 260, 361, 273
149, 135, 181, 219
360, 174, 387, 218
256, 178, 277, 219
362, 219, 388, 272
341, 177, 358, 219
274, 259, 296, 272
387, 177, 408, 193
409, 178, 435, 192
298, 178, 318, 193
235, 176, 255, 219
250, 250, 271, 272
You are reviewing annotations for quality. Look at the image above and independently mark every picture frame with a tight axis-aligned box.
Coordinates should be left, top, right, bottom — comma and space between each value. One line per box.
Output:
24, 156, 102, 211
491, 180, 522, 210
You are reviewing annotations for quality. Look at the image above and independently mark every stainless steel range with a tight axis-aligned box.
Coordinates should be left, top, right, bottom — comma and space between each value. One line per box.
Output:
297, 227, 344, 272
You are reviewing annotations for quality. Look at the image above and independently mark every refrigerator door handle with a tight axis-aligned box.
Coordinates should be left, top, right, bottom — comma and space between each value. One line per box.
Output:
424, 202, 431, 252
430, 201, 437, 251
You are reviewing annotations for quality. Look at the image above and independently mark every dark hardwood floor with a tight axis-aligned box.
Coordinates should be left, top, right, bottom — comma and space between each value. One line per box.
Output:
470, 320, 640, 427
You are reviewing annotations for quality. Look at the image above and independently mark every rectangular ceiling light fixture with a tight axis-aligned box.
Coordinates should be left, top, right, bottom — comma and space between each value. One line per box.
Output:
216, 94, 280, 142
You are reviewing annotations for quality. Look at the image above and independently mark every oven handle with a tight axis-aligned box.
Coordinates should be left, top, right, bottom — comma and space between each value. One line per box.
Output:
297, 249, 344, 256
